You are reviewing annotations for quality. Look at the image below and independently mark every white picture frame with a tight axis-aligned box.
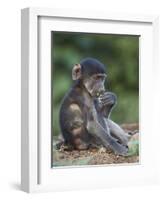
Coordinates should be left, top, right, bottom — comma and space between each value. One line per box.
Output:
21, 7, 159, 193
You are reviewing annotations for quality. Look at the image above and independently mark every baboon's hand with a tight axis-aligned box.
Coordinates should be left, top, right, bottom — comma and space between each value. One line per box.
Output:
99, 92, 117, 107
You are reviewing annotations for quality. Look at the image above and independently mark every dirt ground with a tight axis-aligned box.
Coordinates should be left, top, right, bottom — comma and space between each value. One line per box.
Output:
53, 123, 139, 167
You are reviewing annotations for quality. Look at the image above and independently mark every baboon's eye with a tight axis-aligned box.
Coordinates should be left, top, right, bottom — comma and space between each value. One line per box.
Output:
94, 75, 105, 81
94, 75, 101, 80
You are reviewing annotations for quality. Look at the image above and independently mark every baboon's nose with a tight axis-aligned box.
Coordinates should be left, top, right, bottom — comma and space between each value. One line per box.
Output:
99, 88, 105, 94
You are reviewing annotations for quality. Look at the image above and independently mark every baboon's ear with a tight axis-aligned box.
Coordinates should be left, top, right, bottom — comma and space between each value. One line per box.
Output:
72, 64, 82, 80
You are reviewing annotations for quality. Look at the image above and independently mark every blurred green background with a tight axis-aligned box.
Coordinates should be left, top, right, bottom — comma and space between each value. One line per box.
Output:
52, 32, 139, 137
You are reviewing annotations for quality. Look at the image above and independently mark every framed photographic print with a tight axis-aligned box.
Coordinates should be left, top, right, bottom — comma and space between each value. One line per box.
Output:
21, 8, 159, 193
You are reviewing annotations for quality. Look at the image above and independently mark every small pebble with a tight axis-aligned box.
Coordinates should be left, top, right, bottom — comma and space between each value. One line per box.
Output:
98, 147, 107, 154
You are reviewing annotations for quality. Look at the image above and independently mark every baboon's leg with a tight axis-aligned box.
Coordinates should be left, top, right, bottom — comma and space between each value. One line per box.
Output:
107, 119, 130, 146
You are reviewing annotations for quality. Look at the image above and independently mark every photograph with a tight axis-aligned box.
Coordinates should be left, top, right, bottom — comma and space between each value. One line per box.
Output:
51, 31, 139, 167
